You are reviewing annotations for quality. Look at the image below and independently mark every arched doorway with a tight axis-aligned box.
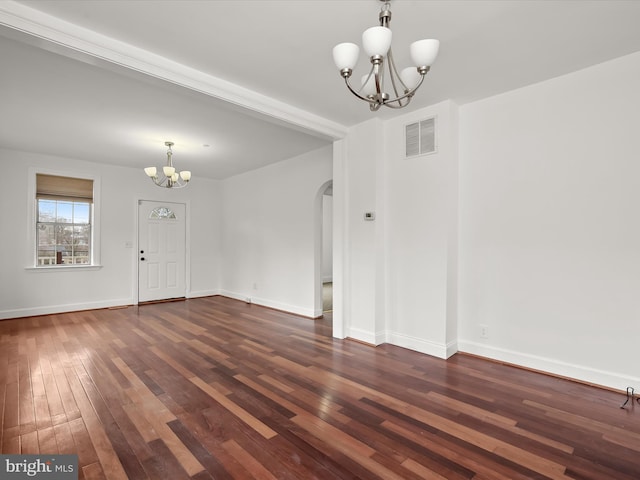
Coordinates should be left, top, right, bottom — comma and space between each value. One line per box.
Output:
314, 181, 333, 322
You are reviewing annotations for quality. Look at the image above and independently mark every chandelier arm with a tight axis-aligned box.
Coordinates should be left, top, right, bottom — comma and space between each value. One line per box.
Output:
386, 49, 407, 99
383, 98, 413, 109
150, 172, 189, 188
344, 77, 381, 106
384, 73, 427, 106
357, 66, 376, 96
153, 174, 165, 186
373, 62, 384, 98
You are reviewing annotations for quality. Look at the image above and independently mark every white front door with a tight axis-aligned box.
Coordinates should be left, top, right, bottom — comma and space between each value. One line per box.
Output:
138, 200, 186, 302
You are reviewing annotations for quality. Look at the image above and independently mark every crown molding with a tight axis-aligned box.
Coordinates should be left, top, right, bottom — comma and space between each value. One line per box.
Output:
0, 1, 348, 140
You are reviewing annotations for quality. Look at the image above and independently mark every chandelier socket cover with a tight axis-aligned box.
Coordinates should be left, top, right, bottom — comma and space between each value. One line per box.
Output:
144, 141, 191, 189
333, 0, 439, 111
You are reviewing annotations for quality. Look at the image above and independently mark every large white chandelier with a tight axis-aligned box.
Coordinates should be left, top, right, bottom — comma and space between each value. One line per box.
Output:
332, 0, 439, 111
144, 141, 191, 188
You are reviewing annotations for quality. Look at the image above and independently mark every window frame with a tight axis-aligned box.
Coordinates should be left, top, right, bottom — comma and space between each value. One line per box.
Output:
26, 167, 102, 271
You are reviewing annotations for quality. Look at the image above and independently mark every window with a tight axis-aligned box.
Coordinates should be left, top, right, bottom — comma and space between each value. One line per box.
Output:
149, 206, 176, 219
35, 174, 94, 266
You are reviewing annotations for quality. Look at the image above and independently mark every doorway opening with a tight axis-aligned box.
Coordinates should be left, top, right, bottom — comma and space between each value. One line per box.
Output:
315, 181, 333, 320
322, 184, 333, 313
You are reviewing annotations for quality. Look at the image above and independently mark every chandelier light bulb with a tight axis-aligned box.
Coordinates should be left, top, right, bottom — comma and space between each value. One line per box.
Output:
400, 67, 421, 90
333, 42, 360, 72
163, 166, 176, 177
361, 73, 377, 97
362, 26, 392, 58
410, 39, 440, 68
180, 171, 192, 181
144, 166, 157, 177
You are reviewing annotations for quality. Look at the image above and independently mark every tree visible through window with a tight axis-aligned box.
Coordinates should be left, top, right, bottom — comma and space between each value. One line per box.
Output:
36, 174, 94, 266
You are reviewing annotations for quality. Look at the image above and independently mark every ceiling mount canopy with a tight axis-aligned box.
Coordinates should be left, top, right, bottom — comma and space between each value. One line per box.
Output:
332, 0, 439, 111
144, 141, 191, 189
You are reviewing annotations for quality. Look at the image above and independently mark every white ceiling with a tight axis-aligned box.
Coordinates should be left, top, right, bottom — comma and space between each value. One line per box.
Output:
1, 0, 640, 179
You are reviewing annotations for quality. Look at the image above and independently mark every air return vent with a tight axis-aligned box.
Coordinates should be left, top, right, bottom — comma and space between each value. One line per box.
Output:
405, 117, 436, 158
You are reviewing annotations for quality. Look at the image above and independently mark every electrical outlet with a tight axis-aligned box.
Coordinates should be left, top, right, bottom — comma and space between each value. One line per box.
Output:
480, 324, 489, 339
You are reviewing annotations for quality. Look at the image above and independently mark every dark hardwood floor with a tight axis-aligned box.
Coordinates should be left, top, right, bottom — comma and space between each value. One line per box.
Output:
1, 296, 638, 479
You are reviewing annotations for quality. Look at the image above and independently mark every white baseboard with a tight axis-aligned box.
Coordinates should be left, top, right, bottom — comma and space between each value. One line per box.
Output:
0, 298, 134, 320
458, 339, 640, 392
346, 326, 384, 345
387, 331, 458, 359
187, 289, 221, 299
344, 328, 458, 359
219, 290, 316, 318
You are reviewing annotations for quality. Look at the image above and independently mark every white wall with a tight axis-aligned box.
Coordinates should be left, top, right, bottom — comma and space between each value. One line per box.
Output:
0, 148, 222, 319
337, 103, 459, 354
336, 53, 640, 390
339, 119, 386, 343
458, 52, 640, 390
384, 100, 459, 358
220, 145, 332, 317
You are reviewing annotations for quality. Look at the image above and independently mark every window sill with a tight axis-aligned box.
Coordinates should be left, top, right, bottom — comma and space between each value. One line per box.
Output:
25, 265, 103, 272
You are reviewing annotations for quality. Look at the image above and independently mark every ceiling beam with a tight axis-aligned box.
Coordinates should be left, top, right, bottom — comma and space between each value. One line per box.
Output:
0, 0, 348, 141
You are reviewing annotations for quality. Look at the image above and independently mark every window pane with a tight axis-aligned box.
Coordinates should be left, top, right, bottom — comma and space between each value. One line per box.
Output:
74, 203, 90, 224
150, 206, 176, 219
59, 225, 74, 251
37, 224, 56, 265
56, 202, 74, 223
73, 225, 90, 264
35, 196, 93, 267
38, 200, 56, 222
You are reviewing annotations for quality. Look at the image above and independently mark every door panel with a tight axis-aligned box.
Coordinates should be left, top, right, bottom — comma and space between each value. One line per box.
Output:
138, 201, 186, 302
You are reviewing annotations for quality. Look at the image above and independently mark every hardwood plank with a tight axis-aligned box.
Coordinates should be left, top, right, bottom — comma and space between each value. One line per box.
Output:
143, 438, 191, 480
18, 353, 36, 435
52, 422, 76, 454
63, 365, 129, 480
425, 391, 575, 454
82, 462, 107, 480
21, 429, 39, 453
292, 413, 409, 480
222, 439, 278, 480
401, 457, 450, 480
2, 381, 19, 440
2, 434, 20, 454
190, 376, 278, 440
37, 426, 58, 454
68, 418, 99, 469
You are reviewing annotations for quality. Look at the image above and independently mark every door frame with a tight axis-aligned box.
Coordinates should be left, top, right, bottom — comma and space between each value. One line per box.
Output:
134, 197, 191, 305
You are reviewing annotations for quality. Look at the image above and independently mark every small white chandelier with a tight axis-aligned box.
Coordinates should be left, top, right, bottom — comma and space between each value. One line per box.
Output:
144, 141, 191, 188
332, 0, 439, 111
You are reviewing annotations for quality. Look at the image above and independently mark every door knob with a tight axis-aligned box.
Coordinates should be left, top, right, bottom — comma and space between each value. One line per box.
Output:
140, 250, 144, 254
140, 257, 145, 261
